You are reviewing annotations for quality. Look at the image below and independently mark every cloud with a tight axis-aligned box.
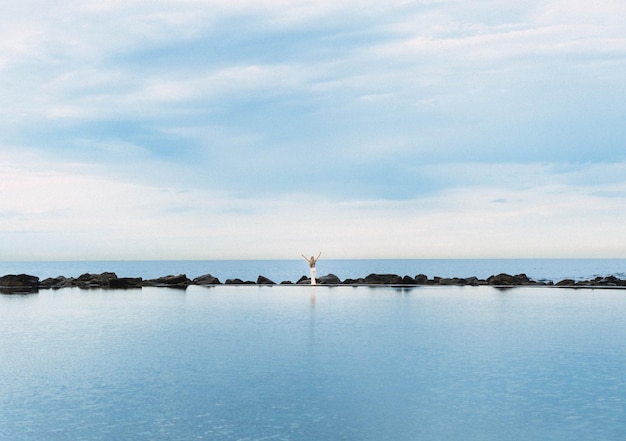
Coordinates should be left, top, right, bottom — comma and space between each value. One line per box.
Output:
2, 148, 626, 259
1, 0, 625, 259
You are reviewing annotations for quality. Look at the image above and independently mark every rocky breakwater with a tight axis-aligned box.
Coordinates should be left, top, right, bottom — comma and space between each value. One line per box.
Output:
3, 271, 626, 294
38, 272, 143, 290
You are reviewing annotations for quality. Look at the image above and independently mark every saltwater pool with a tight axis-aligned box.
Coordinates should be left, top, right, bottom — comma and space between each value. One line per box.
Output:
1, 285, 625, 440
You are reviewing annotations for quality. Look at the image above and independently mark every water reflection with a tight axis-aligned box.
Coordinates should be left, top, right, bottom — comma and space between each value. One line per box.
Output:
392, 286, 417, 294
2, 286, 626, 441
0, 287, 39, 295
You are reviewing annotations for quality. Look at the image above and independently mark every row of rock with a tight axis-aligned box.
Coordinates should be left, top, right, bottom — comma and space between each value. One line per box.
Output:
2, 272, 626, 293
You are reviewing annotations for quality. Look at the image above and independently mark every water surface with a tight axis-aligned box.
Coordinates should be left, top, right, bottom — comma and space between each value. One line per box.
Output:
1, 286, 625, 440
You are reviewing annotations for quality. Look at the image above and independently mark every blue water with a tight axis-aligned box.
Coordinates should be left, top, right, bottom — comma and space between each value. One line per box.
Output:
0, 258, 625, 282
1, 285, 626, 440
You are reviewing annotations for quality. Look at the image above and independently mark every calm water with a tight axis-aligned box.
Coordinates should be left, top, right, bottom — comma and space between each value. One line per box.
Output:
1, 258, 626, 282
1, 285, 626, 440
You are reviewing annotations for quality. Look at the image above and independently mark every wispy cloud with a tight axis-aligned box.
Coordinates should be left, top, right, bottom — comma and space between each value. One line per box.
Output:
1, 0, 625, 259
2, 149, 625, 259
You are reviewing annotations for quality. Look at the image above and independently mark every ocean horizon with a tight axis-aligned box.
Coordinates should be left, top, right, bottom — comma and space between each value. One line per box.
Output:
0, 258, 625, 284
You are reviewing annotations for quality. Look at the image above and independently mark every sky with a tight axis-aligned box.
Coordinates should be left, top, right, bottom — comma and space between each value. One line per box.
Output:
1, 0, 625, 260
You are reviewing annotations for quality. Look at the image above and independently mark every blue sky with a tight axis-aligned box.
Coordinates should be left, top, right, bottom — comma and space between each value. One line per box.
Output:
1, 0, 625, 260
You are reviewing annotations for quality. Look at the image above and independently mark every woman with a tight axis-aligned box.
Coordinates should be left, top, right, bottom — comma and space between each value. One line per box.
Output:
302, 252, 321, 285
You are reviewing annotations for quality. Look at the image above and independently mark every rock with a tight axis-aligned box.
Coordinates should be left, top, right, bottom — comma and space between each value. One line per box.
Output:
589, 276, 604, 285
13, 268, 626, 291
414, 274, 429, 285
317, 273, 341, 285
225, 278, 244, 285
587, 276, 625, 286
257, 275, 275, 285
465, 276, 486, 286
224, 278, 256, 285
401, 275, 417, 285
447, 277, 488, 286
193, 274, 221, 285
144, 274, 192, 288
0, 274, 39, 294
109, 277, 143, 289
39, 276, 74, 290
341, 273, 421, 285
0, 274, 39, 287
341, 278, 362, 285
75, 272, 118, 288
0, 274, 40, 289
487, 273, 511, 285
438, 277, 465, 285
555, 279, 576, 286
363, 273, 404, 285
487, 273, 531, 286
296, 276, 311, 285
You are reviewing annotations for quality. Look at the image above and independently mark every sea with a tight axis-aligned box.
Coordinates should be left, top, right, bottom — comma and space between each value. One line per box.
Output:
0, 258, 625, 283
1, 259, 626, 440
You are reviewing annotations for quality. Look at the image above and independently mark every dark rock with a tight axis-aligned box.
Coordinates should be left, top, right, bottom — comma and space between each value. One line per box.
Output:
317, 273, 341, 285
257, 275, 275, 285
588, 276, 625, 286
109, 277, 143, 289
0, 274, 39, 294
487, 273, 511, 285
225, 278, 244, 285
39, 276, 74, 289
193, 274, 221, 285
401, 275, 417, 285
77, 272, 116, 283
363, 273, 404, 285
0, 274, 40, 289
296, 275, 311, 285
465, 276, 486, 286
341, 278, 363, 285
38, 277, 53, 289
75, 272, 118, 288
144, 274, 191, 287
16, 268, 626, 291
589, 276, 604, 285
487, 273, 531, 286
414, 274, 429, 284
438, 277, 466, 285
555, 279, 576, 286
